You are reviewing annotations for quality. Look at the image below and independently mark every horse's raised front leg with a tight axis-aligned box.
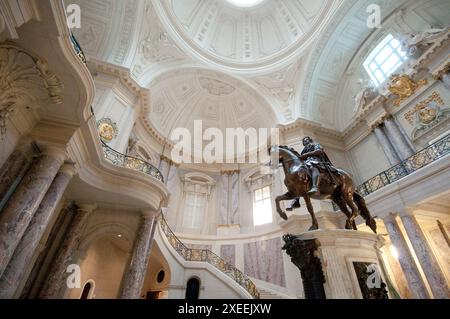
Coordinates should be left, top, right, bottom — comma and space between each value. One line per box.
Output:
303, 195, 319, 231
275, 192, 295, 221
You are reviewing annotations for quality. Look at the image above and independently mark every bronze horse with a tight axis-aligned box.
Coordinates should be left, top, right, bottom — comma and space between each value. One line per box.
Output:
270, 145, 377, 233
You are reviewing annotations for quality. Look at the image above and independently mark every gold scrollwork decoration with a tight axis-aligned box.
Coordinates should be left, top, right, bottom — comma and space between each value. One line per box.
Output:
388, 74, 428, 106
404, 91, 444, 125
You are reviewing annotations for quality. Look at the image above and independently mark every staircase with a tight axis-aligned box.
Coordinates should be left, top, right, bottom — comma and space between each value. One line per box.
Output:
258, 287, 285, 299
254, 282, 296, 299
158, 213, 260, 299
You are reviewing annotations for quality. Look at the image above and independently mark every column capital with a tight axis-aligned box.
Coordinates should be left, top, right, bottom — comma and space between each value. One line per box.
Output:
141, 210, 158, 219
77, 203, 97, 214
40, 145, 67, 161
397, 207, 414, 218
16, 136, 33, 154
382, 212, 399, 223
59, 162, 77, 178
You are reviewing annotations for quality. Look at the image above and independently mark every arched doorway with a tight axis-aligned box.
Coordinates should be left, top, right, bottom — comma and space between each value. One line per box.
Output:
80, 280, 95, 299
185, 277, 200, 300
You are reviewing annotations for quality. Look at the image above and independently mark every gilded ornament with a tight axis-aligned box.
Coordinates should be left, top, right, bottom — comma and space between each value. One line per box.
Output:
97, 118, 118, 142
388, 74, 427, 106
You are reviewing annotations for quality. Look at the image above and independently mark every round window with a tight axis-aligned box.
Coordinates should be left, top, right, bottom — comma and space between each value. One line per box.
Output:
157, 270, 165, 283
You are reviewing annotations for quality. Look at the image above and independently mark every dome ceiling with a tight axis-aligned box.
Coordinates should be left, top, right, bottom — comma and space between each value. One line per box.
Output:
154, 0, 334, 70
147, 68, 278, 142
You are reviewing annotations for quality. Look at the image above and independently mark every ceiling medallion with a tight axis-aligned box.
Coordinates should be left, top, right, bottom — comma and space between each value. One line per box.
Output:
97, 118, 118, 143
388, 74, 427, 106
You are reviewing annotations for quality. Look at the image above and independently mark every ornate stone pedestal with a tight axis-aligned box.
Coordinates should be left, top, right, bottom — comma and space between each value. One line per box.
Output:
283, 230, 390, 299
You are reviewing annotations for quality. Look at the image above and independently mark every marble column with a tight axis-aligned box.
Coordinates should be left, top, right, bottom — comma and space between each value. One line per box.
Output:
399, 211, 450, 298
229, 171, 240, 225
373, 125, 401, 166
21, 203, 76, 299
0, 138, 32, 201
384, 117, 415, 160
219, 174, 229, 225
0, 146, 65, 278
120, 211, 156, 299
383, 214, 430, 298
0, 164, 76, 298
158, 156, 171, 184
38, 204, 95, 299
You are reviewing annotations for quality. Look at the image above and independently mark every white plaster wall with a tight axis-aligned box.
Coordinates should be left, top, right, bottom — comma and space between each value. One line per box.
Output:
349, 134, 391, 183
66, 236, 130, 299
92, 74, 138, 154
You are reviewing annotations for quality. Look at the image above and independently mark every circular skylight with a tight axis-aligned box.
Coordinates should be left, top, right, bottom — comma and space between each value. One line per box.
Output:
226, 0, 265, 8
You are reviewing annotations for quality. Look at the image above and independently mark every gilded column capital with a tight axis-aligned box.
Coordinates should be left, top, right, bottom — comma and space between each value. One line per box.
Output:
220, 169, 240, 176
432, 61, 450, 81
370, 114, 391, 131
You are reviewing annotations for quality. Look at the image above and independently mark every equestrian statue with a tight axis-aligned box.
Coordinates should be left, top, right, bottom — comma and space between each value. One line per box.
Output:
269, 136, 377, 233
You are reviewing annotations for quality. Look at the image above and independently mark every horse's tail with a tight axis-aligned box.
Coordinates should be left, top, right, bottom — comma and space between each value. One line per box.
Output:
353, 192, 377, 233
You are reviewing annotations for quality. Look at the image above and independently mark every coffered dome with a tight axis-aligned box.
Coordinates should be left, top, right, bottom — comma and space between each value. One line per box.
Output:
153, 0, 335, 70
147, 68, 278, 144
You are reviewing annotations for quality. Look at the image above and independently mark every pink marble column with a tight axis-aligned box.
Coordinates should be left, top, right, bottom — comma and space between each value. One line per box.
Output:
38, 204, 95, 299
384, 117, 415, 160
373, 125, 401, 166
120, 211, 156, 299
383, 213, 430, 298
0, 139, 32, 201
0, 164, 76, 298
0, 147, 65, 278
399, 211, 450, 298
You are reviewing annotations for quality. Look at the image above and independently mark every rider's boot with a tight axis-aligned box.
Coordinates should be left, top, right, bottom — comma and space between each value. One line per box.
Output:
308, 171, 320, 195
286, 198, 301, 211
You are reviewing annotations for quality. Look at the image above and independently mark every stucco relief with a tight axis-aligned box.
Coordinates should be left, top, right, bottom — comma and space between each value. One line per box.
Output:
0, 44, 63, 138
401, 91, 449, 140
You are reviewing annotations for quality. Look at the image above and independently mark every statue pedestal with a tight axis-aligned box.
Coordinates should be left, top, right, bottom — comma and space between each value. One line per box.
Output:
283, 229, 390, 299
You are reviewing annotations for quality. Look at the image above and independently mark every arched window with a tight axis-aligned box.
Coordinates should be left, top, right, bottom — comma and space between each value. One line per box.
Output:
185, 277, 200, 300
244, 169, 274, 226
253, 186, 273, 226
363, 34, 408, 86
80, 281, 94, 299
180, 173, 215, 231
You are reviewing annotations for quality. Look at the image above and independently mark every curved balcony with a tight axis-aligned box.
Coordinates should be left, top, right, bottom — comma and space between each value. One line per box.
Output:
159, 214, 260, 299
357, 134, 450, 196
70, 32, 87, 64
101, 141, 164, 183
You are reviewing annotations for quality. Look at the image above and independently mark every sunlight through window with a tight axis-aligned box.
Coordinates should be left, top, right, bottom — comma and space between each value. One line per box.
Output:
253, 186, 273, 226
363, 34, 408, 87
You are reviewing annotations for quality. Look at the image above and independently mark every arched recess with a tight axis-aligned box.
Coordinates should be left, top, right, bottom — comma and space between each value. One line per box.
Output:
185, 277, 201, 300
64, 222, 135, 299
79, 280, 96, 299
